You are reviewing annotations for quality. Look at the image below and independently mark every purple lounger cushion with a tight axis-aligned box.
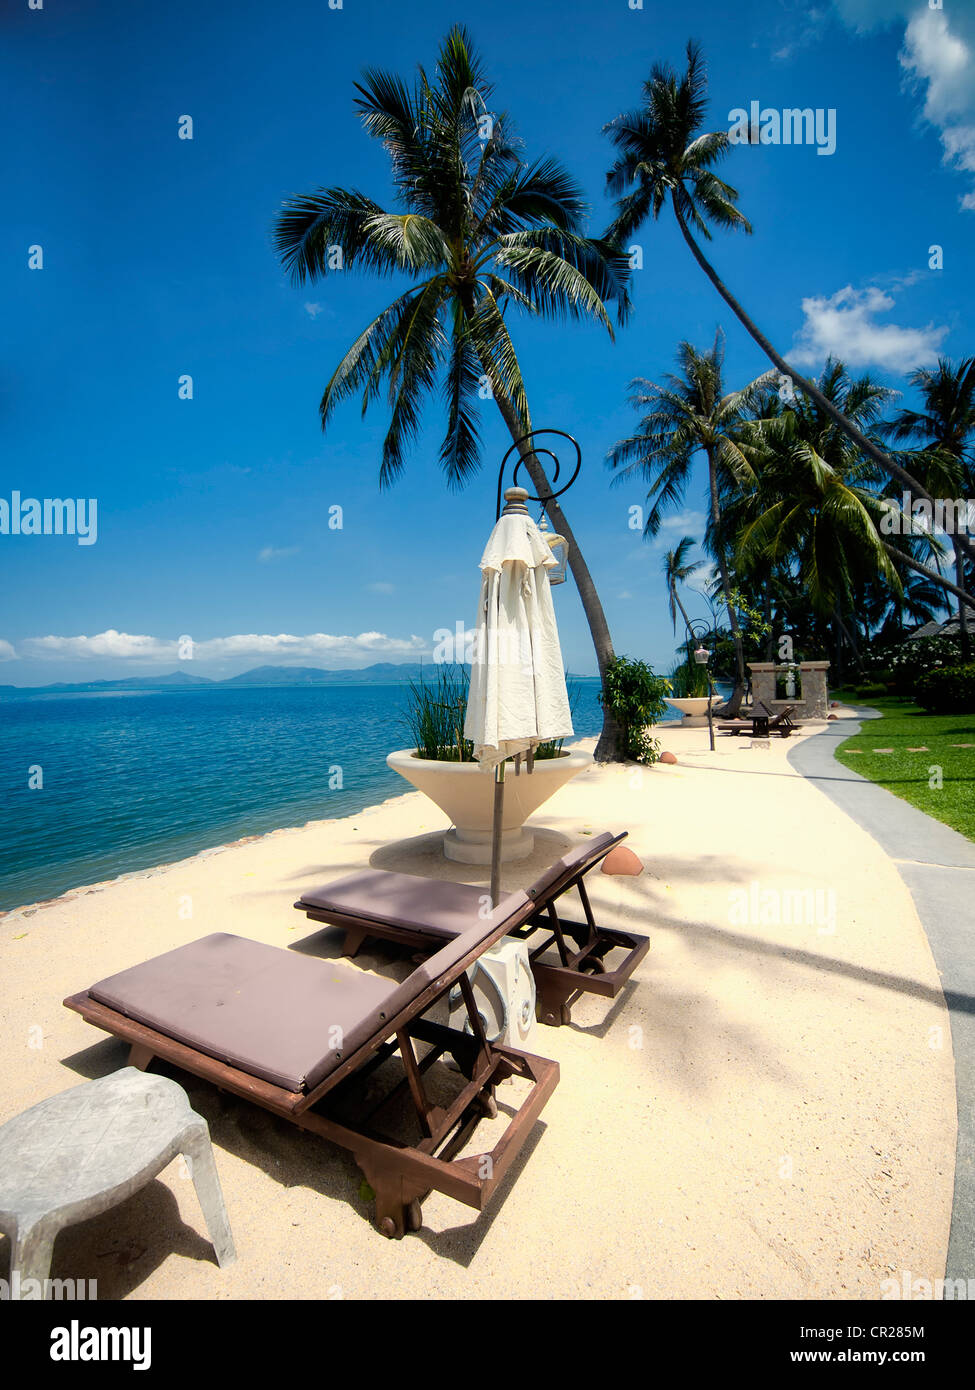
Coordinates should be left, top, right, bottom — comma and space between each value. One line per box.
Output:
297, 831, 618, 936
90, 896, 530, 1094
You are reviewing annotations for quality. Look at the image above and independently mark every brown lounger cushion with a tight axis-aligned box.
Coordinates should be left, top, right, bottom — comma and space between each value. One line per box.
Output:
297, 832, 620, 936
90, 934, 401, 1092
90, 895, 530, 1094
298, 872, 503, 938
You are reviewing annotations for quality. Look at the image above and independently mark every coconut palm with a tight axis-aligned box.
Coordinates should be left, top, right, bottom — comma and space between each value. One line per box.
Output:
602, 40, 975, 585
886, 356, 975, 657
730, 360, 950, 669
607, 330, 774, 687
860, 566, 944, 643
272, 26, 631, 757
715, 391, 946, 673
661, 536, 703, 636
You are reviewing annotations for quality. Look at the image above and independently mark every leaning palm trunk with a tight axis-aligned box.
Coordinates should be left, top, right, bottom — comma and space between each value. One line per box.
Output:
881, 542, 974, 607
671, 588, 696, 642
672, 203, 975, 577
492, 390, 621, 760
955, 547, 972, 661
705, 445, 745, 688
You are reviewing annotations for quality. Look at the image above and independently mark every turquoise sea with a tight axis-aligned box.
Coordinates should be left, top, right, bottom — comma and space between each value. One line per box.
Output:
0, 678, 693, 912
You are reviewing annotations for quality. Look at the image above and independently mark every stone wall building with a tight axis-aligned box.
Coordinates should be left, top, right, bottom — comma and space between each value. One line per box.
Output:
748, 661, 830, 720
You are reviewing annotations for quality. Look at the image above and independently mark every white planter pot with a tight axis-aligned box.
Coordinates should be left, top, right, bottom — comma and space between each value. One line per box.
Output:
386, 747, 592, 864
664, 696, 718, 727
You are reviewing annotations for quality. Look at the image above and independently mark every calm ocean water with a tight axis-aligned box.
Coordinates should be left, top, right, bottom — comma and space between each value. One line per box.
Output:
0, 679, 689, 911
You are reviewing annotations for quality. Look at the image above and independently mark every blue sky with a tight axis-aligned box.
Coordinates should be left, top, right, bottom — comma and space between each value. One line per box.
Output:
3, 0, 973, 685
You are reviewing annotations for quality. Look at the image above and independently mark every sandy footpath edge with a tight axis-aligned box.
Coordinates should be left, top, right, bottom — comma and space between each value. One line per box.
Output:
0, 720, 956, 1299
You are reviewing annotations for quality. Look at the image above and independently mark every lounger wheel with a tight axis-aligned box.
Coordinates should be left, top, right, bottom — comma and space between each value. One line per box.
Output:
475, 1091, 498, 1119
378, 1216, 399, 1239
537, 1001, 572, 1026
582, 956, 605, 975
405, 1199, 423, 1233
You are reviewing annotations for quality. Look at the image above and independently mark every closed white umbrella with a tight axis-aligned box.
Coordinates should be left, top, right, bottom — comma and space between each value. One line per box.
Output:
464, 486, 573, 903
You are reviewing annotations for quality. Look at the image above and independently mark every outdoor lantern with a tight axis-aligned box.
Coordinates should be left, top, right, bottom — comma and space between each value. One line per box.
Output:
536, 515, 568, 585
693, 643, 710, 665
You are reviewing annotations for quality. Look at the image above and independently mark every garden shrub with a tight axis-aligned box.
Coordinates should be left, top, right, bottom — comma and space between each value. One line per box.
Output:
915, 663, 975, 714
600, 655, 671, 764
860, 635, 964, 695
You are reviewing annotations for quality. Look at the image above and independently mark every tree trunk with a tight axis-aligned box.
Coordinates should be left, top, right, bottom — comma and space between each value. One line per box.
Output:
955, 545, 972, 662
490, 390, 622, 761
705, 445, 745, 687
832, 612, 843, 684
672, 588, 696, 643
833, 610, 860, 676
672, 202, 975, 575
763, 584, 775, 661
882, 542, 975, 607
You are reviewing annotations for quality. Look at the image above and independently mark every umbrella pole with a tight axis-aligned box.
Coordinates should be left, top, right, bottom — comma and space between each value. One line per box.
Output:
490, 760, 505, 907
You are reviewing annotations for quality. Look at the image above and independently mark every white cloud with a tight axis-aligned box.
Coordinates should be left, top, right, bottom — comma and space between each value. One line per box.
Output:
645, 511, 707, 552
791, 284, 947, 373
257, 545, 300, 562
192, 632, 426, 662
833, 2, 975, 209
832, 0, 909, 32
17, 629, 428, 666
22, 630, 174, 661
304, 302, 323, 318
900, 9, 971, 122
0, 639, 17, 661
367, 581, 395, 594
769, 3, 829, 61
659, 511, 706, 533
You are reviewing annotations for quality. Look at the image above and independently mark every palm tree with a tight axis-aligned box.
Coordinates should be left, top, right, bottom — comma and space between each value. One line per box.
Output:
860, 566, 943, 643
602, 40, 975, 589
887, 356, 975, 657
661, 536, 703, 636
607, 331, 774, 687
272, 27, 631, 757
731, 360, 942, 671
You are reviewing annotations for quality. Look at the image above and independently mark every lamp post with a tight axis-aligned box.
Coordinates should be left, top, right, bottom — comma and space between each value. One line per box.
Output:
684, 617, 717, 752
488, 430, 579, 907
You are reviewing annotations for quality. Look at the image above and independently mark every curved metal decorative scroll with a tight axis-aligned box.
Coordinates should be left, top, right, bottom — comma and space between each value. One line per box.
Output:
495, 429, 582, 521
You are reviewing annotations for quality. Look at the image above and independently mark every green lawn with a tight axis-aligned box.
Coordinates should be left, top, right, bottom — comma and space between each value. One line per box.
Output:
832, 693, 975, 842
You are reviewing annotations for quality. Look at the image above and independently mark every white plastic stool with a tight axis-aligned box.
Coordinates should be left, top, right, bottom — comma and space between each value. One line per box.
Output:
0, 1067, 235, 1298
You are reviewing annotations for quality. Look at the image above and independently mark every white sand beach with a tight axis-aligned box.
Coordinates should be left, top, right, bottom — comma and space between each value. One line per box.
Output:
0, 714, 955, 1300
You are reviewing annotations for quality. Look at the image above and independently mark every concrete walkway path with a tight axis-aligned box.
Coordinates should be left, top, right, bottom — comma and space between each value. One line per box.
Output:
789, 711, 975, 1286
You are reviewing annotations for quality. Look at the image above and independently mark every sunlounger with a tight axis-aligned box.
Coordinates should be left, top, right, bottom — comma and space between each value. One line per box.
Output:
295, 831, 649, 1027
64, 892, 557, 1239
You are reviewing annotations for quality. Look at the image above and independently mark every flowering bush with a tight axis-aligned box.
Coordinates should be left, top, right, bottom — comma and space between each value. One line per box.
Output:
859, 635, 964, 695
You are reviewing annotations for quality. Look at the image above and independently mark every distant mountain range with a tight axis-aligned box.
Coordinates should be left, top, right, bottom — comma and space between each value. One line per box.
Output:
0, 662, 432, 698
0, 661, 597, 699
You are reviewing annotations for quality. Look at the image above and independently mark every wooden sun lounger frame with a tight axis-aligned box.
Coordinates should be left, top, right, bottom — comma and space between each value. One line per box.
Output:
64, 899, 559, 1240
718, 703, 802, 738
296, 832, 650, 1027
